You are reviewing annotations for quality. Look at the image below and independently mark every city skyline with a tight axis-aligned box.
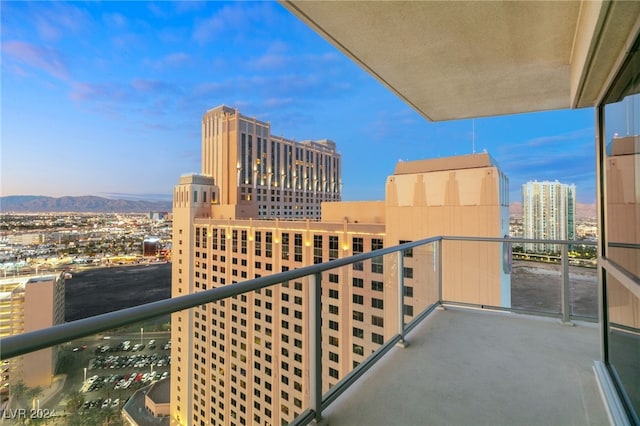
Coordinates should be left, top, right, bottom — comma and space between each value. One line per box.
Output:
2, 1, 596, 203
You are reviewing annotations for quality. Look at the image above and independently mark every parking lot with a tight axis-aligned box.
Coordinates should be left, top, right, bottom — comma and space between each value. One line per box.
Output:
68, 335, 171, 414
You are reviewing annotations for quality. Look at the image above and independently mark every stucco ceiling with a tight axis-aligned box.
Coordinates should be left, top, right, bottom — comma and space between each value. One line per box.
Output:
281, 1, 640, 121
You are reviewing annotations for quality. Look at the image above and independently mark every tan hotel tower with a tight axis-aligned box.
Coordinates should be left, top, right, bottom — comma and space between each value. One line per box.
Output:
170, 106, 510, 425
201, 105, 341, 219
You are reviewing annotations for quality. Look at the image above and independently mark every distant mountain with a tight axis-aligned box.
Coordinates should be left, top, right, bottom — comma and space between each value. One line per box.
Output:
509, 202, 523, 217
509, 202, 596, 219
0, 195, 172, 213
575, 202, 597, 219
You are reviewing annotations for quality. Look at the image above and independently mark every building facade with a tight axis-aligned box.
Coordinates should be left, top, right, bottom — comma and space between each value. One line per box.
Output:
201, 105, 342, 220
522, 180, 576, 253
0, 273, 65, 394
171, 108, 509, 426
143, 237, 161, 258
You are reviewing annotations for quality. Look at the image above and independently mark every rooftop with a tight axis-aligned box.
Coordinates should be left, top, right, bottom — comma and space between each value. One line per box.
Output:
393, 153, 497, 175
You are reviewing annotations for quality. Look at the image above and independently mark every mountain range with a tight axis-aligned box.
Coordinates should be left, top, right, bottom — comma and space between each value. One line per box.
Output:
1, 195, 597, 218
0, 195, 172, 213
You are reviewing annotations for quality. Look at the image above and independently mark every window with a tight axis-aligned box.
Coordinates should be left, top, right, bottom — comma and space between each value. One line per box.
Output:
372, 315, 384, 327
352, 277, 363, 288
265, 232, 273, 258
329, 273, 339, 283
329, 235, 339, 260
232, 230, 238, 253
352, 327, 363, 338
352, 237, 363, 270
294, 233, 303, 262
281, 233, 290, 260
328, 336, 339, 347
353, 344, 364, 355
399, 240, 413, 258
404, 286, 414, 297
313, 235, 323, 264
329, 320, 339, 330
254, 231, 261, 256
352, 311, 363, 321
371, 280, 383, 291
372, 333, 384, 345
329, 352, 339, 362
328, 289, 339, 299
352, 237, 363, 253
241, 230, 247, 254
372, 298, 384, 309
352, 294, 363, 305
328, 305, 338, 314
404, 304, 414, 316
329, 368, 339, 379
403, 267, 413, 279
371, 238, 384, 273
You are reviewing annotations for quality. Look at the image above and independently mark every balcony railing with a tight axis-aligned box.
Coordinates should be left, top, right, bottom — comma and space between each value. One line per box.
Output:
0, 236, 635, 425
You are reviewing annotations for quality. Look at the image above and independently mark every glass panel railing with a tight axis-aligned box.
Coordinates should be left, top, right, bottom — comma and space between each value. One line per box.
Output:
0, 236, 599, 426
605, 268, 640, 422
511, 252, 562, 316
567, 253, 598, 321
317, 253, 396, 396
0, 238, 440, 426
402, 242, 439, 329
441, 238, 597, 322
312, 243, 438, 420
440, 239, 510, 308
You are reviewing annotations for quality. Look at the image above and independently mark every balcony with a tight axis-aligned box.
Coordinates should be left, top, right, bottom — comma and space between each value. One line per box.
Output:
320, 307, 606, 425
0, 237, 636, 426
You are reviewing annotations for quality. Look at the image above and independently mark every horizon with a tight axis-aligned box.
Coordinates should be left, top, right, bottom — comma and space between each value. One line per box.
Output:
2, 1, 596, 204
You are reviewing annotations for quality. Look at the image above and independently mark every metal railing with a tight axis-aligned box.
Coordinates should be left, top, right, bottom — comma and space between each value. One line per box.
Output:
0, 236, 611, 425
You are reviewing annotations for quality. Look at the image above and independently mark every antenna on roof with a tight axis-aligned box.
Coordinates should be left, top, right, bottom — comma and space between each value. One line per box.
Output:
472, 119, 476, 154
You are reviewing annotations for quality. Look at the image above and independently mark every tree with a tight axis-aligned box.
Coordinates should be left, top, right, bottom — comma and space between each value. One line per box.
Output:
10, 380, 27, 405
66, 389, 85, 413
25, 385, 43, 403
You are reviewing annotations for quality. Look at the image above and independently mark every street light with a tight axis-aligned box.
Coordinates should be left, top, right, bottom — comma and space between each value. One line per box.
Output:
83, 367, 87, 382
140, 327, 144, 346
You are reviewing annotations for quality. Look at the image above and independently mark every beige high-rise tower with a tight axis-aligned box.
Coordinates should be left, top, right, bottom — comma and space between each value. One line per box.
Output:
0, 273, 65, 392
201, 105, 341, 219
170, 107, 509, 425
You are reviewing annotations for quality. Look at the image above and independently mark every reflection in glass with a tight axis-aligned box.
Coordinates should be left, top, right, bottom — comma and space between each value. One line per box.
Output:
603, 33, 640, 422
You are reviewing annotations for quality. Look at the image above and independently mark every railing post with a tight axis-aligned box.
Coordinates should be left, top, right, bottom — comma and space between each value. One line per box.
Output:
437, 239, 443, 306
561, 244, 572, 325
309, 272, 323, 423
397, 251, 408, 348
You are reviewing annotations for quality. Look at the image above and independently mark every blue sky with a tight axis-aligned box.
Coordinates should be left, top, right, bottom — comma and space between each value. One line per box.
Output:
1, 1, 596, 204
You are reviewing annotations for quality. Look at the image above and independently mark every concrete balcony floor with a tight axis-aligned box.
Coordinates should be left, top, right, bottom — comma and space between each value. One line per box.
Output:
323, 307, 609, 426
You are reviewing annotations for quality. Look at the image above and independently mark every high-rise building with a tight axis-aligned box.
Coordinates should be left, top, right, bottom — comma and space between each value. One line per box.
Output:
0, 273, 65, 392
143, 237, 161, 258
170, 107, 509, 425
201, 105, 342, 219
522, 180, 576, 253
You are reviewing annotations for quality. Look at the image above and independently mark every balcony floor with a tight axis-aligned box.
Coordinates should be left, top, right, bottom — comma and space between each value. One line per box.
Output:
323, 307, 609, 426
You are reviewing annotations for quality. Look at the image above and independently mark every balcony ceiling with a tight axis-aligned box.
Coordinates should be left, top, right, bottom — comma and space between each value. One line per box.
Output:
281, 1, 640, 121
